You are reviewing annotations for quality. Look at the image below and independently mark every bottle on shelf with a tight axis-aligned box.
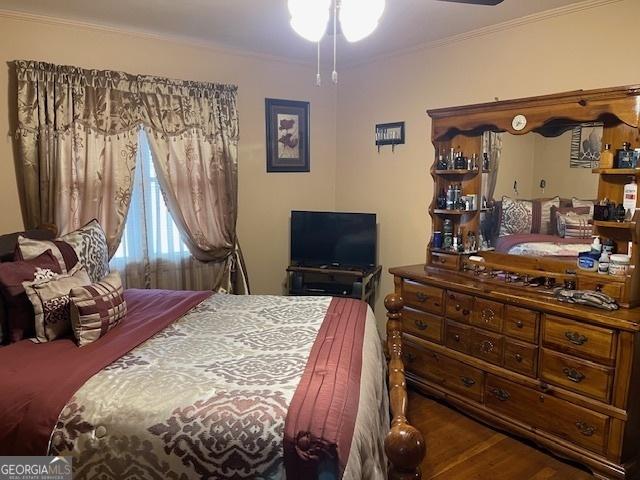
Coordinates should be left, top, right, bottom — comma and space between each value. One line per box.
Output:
600, 144, 614, 169
437, 188, 447, 209
448, 148, 456, 170
443, 219, 454, 250
437, 149, 448, 170
468, 153, 478, 171
446, 184, 455, 210
617, 142, 635, 168
454, 150, 466, 170
623, 178, 638, 220
456, 228, 464, 253
482, 152, 490, 171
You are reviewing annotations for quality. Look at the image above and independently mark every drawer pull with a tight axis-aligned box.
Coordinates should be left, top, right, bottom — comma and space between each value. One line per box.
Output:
515, 320, 524, 329
489, 387, 511, 402
415, 292, 428, 302
514, 353, 523, 362
564, 331, 588, 346
563, 367, 586, 383
454, 334, 461, 342
480, 340, 494, 353
594, 284, 603, 293
463, 309, 470, 316
575, 421, 596, 437
440, 258, 446, 264
460, 376, 476, 388
455, 303, 462, 311
414, 319, 429, 330
481, 308, 495, 322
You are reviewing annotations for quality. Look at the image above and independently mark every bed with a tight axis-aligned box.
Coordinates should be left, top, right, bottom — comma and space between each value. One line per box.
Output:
0, 228, 425, 479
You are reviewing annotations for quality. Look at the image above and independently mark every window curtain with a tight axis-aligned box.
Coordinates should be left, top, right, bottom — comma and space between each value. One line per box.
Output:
14, 60, 247, 293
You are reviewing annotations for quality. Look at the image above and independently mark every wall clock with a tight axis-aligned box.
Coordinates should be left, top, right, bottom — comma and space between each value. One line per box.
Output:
512, 114, 527, 131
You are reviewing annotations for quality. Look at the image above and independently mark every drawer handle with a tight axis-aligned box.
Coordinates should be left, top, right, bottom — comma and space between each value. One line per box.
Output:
414, 319, 429, 330
514, 353, 523, 362
489, 387, 511, 402
455, 303, 462, 311
595, 284, 603, 293
563, 367, 586, 383
454, 334, 461, 342
575, 421, 596, 437
460, 376, 476, 388
415, 292, 428, 302
403, 352, 416, 363
440, 258, 446, 264
565, 331, 588, 346
481, 308, 495, 323
480, 340, 494, 353
515, 320, 524, 329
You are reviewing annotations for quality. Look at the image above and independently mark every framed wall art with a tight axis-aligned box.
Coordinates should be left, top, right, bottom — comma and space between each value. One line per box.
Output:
265, 98, 310, 173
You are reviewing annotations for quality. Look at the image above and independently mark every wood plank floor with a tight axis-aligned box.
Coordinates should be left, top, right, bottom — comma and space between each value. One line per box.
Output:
407, 390, 594, 480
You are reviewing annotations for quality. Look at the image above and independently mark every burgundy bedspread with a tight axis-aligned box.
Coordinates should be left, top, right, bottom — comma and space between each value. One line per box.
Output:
0, 288, 211, 455
284, 297, 368, 478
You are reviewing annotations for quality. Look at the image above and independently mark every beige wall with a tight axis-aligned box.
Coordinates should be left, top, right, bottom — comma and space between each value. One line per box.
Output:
335, 0, 640, 324
0, 14, 337, 296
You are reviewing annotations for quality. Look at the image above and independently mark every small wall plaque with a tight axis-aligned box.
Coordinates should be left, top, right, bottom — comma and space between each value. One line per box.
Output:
375, 122, 405, 152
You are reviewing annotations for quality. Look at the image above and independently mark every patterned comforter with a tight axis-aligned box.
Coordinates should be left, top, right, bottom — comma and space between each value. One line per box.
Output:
47, 294, 388, 479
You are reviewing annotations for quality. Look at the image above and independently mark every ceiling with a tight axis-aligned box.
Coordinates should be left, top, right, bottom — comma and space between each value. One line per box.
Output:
0, 0, 590, 65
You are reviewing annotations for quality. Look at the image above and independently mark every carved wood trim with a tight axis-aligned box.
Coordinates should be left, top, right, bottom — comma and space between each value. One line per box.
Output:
385, 293, 426, 480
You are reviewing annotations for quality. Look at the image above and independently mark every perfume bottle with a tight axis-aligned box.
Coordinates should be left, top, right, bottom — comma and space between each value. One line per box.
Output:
446, 184, 455, 210
600, 144, 614, 169
454, 151, 466, 170
617, 142, 635, 168
443, 219, 454, 250
448, 148, 456, 170
437, 149, 448, 170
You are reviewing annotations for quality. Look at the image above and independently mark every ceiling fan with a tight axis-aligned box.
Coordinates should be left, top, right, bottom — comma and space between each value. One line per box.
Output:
436, 0, 504, 4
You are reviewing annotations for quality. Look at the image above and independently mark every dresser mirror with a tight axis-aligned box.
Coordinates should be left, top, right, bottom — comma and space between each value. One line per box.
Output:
480, 124, 601, 260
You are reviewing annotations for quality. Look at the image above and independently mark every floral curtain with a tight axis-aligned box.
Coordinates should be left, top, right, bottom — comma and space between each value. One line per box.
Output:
14, 60, 246, 292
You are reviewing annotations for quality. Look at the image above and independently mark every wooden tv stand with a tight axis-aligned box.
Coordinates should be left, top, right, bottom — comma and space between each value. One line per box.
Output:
286, 265, 382, 308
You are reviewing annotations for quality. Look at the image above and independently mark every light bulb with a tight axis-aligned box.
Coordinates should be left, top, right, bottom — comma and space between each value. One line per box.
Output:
339, 0, 385, 43
288, 0, 331, 42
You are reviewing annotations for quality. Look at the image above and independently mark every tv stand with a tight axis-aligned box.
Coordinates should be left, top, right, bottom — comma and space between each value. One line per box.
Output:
287, 265, 382, 309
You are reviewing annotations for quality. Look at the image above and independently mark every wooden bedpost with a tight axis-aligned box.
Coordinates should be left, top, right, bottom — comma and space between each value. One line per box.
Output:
384, 294, 426, 480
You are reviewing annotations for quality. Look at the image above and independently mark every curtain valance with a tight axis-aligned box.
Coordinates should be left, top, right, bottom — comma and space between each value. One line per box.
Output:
15, 60, 238, 140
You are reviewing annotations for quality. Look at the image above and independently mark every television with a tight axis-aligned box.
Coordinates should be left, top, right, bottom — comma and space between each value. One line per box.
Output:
290, 211, 377, 270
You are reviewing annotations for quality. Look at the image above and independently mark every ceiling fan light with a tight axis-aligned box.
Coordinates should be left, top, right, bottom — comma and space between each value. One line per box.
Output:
288, 0, 331, 42
339, 0, 385, 43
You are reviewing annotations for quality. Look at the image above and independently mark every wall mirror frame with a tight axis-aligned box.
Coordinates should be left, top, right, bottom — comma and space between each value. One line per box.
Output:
426, 85, 640, 308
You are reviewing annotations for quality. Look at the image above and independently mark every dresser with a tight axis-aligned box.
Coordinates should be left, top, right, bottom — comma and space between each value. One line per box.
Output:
391, 265, 640, 480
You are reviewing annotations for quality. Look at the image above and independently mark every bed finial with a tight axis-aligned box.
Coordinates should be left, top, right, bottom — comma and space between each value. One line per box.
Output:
384, 293, 426, 480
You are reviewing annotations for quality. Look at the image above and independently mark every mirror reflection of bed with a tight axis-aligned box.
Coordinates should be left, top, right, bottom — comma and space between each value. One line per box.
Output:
481, 124, 600, 261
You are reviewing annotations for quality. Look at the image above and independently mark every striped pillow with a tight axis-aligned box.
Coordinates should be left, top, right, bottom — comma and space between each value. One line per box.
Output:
557, 212, 593, 238
70, 271, 126, 347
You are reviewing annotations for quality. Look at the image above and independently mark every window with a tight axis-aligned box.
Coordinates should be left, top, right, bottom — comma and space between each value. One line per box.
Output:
111, 130, 190, 268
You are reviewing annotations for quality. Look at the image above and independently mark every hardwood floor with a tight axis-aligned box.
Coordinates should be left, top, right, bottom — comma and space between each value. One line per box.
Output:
407, 389, 594, 480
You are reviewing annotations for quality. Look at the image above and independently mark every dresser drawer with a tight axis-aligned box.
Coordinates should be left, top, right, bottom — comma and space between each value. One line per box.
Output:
542, 315, 616, 364
485, 375, 609, 454
402, 308, 443, 344
445, 290, 473, 323
430, 252, 460, 271
404, 343, 484, 402
402, 281, 444, 315
445, 320, 472, 355
471, 298, 504, 333
577, 277, 623, 301
470, 329, 504, 366
503, 305, 539, 344
540, 349, 613, 403
504, 339, 538, 378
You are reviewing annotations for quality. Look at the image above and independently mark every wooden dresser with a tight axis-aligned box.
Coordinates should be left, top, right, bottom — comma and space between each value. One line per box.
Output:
391, 264, 640, 479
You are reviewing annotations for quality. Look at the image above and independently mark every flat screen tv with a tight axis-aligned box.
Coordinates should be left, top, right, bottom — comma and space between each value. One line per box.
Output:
290, 211, 377, 269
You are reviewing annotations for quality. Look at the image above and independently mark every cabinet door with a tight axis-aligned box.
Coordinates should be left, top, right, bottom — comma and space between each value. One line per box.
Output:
445, 320, 472, 355
470, 329, 504, 366
445, 291, 473, 323
503, 305, 539, 344
504, 339, 538, 378
471, 298, 504, 333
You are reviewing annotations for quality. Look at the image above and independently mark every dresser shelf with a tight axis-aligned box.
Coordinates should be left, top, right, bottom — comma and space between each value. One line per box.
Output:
433, 209, 478, 215
434, 169, 479, 176
592, 168, 640, 175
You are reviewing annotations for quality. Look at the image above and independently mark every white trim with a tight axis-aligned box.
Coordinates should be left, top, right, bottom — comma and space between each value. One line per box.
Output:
0, 0, 622, 69
0, 8, 315, 68
343, 0, 623, 69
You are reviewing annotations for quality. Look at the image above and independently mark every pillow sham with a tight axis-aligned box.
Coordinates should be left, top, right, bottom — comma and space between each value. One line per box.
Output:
0, 250, 63, 343
17, 219, 109, 283
550, 206, 591, 237
557, 211, 593, 238
532, 197, 560, 235
70, 271, 127, 347
572, 198, 596, 215
23, 264, 91, 343
499, 197, 533, 236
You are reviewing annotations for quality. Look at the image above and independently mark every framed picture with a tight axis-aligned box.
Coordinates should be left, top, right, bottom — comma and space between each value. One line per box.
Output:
265, 98, 310, 172
570, 122, 603, 168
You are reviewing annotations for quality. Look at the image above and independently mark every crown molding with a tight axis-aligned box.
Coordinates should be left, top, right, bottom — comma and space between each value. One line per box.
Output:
0, 8, 316, 68
343, 0, 624, 70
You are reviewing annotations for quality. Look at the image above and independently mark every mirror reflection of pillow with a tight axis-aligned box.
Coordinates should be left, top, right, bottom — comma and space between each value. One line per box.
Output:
571, 198, 596, 216
557, 211, 593, 238
499, 196, 533, 236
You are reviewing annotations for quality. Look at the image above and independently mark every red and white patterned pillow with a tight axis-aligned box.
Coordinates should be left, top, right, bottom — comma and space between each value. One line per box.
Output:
70, 271, 126, 347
